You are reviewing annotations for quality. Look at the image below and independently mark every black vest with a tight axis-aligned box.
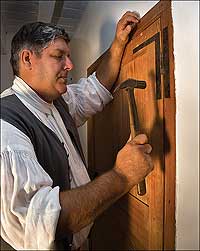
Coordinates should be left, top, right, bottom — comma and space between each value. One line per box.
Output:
1, 94, 86, 250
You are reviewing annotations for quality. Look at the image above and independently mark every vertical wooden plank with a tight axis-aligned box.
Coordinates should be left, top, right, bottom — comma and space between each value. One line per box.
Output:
160, 4, 176, 249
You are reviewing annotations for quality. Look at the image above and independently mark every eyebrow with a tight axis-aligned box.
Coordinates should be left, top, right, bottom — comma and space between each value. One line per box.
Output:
51, 48, 71, 58
52, 49, 70, 57
53, 49, 66, 54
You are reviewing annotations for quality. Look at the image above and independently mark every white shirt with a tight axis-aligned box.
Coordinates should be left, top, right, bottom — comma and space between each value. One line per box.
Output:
1, 73, 113, 250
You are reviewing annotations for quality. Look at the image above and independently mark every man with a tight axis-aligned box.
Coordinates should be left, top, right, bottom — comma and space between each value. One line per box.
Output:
1, 12, 153, 250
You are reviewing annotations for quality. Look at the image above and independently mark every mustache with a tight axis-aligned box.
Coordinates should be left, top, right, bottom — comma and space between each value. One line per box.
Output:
58, 75, 68, 81
59, 76, 68, 79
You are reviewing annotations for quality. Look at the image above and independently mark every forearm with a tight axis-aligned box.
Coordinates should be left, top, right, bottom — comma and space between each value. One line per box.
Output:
96, 12, 140, 91
56, 168, 130, 238
96, 41, 126, 91
56, 134, 154, 239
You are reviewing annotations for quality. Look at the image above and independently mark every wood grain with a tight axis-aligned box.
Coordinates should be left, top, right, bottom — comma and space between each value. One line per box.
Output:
87, 1, 175, 250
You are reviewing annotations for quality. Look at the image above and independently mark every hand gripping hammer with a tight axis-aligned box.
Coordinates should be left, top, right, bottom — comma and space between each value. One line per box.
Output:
114, 79, 147, 196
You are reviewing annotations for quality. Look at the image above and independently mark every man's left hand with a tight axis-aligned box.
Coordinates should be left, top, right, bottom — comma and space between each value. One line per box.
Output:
96, 11, 140, 91
114, 11, 140, 48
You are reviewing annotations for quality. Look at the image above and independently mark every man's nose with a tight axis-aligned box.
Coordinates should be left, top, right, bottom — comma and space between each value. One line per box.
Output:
64, 57, 73, 71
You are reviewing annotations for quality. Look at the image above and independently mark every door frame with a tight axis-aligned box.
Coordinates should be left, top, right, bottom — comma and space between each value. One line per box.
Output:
87, 1, 175, 249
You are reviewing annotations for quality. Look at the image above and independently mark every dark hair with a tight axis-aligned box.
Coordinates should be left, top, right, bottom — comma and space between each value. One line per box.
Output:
10, 22, 70, 76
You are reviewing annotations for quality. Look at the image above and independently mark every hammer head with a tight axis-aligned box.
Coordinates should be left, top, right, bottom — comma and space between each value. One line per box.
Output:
113, 79, 146, 93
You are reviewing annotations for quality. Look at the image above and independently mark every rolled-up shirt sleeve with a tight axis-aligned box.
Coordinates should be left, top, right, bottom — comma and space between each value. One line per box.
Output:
62, 72, 113, 127
1, 122, 61, 250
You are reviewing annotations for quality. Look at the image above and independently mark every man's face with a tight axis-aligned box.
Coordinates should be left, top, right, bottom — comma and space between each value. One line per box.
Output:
30, 38, 73, 102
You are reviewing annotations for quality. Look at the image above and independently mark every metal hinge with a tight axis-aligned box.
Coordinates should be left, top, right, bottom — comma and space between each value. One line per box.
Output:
162, 26, 170, 98
160, 52, 165, 75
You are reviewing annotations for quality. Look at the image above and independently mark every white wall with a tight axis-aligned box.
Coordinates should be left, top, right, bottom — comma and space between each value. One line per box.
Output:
70, 1, 199, 250
172, 1, 199, 250
1, 32, 15, 92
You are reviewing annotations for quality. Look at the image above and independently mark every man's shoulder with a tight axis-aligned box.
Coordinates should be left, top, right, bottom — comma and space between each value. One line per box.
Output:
1, 119, 34, 154
1, 87, 14, 99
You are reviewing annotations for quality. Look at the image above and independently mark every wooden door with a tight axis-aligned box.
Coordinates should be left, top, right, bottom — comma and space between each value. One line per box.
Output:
87, 1, 175, 250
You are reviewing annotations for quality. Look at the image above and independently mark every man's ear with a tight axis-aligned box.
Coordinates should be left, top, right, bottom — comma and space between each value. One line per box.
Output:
20, 50, 33, 70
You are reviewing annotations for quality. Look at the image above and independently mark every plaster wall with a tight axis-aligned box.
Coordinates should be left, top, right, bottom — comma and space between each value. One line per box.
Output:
1, 32, 14, 92
172, 1, 199, 249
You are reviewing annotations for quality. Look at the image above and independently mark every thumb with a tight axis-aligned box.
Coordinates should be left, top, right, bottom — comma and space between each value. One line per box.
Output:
132, 134, 148, 145
125, 24, 132, 34
119, 25, 132, 43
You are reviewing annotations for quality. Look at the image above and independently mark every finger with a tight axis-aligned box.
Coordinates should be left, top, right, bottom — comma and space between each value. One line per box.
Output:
145, 144, 152, 154
119, 14, 139, 26
138, 144, 152, 154
145, 154, 154, 171
122, 11, 133, 17
132, 11, 140, 20
132, 134, 148, 145
122, 11, 140, 20
124, 24, 132, 35
119, 15, 139, 29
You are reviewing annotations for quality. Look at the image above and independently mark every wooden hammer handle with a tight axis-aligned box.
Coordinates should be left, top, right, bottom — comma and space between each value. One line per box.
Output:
127, 90, 147, 196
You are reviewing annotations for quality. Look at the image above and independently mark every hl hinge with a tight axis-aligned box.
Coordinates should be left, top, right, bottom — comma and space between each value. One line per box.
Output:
160, 52, 165, 75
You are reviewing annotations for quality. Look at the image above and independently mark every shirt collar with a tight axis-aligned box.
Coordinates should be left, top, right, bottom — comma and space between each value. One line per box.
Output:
12, 76, 53, 115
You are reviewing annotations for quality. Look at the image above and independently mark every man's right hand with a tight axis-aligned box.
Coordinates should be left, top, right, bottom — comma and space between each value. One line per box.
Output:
114, 134, 154, 189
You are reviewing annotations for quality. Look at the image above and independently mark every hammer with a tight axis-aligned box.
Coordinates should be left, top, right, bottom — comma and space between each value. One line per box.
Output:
114, 79, 147, 196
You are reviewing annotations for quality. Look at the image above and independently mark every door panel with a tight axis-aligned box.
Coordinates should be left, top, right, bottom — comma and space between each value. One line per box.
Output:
87, 1, 175, 250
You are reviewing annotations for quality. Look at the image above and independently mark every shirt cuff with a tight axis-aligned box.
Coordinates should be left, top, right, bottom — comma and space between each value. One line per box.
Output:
88, 72, 113, 106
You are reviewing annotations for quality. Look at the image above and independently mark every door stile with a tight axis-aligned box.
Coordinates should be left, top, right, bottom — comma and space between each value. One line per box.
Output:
160, 5, 176, 250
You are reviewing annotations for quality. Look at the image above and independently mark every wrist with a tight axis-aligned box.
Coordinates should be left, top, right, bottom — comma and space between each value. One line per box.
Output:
111, 166, 132, 193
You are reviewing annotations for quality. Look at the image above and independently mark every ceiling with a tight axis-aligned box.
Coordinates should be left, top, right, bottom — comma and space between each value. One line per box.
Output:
0, 0, 88, 54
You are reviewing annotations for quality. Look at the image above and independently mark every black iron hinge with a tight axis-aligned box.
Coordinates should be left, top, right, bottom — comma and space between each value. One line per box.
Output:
162, 27, 170, 98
